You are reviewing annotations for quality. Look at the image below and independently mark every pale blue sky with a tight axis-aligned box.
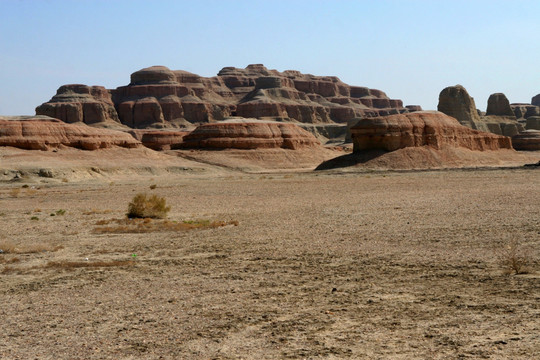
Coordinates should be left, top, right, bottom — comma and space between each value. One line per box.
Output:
1, 0, 539, 115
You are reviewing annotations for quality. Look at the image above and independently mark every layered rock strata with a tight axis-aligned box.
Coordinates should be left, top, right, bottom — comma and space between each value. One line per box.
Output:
512, 130, 540, 151
36, 85, 120, 125
37, 65, 416, 128
0, 116, 140, 150
180, 121, 320, 150
350, 111, 512, 152
127, 129, 189, 150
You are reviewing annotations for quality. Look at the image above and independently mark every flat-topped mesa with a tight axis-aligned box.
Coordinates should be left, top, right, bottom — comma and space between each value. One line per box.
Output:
180, 121, 320, 150
37, 64, 412, 128
112, 66, 233, 128
36, 84, 120, 125
0, 116, 140, 151
350, 111, 512, 152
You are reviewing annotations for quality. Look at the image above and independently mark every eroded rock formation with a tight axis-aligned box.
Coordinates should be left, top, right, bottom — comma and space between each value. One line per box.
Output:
532, 94, 540, 107
486, 93, 515, 117
438, 86, 524, 136
510, 94, 540, 129
512, 130, 540, 151
37, 65, 417, 129
0, 116, 140, 150
180, 120, 320, 150
350, 111, 512, 152
36, 85, 120, 125
437, 85, 482, 129
127, 129, 189, 150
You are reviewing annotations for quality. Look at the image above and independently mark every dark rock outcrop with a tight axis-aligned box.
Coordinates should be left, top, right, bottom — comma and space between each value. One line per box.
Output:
0, 116, 140, 150
532, 94, 540, 107
512, 130, 540, 150
526, 116, 540, 130
486, 93, 515, 117
350, 111, 512, 152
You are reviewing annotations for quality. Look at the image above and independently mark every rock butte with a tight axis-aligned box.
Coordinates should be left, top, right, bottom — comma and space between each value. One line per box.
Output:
180, 121, 320, 150
0, 116, 140, 151
36, 64, 421, 128
350, 111, 512, 152
437, 85, 525, 137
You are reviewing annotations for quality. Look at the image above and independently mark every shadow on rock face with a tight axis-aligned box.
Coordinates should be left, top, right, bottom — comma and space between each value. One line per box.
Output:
315, 150, 387, 170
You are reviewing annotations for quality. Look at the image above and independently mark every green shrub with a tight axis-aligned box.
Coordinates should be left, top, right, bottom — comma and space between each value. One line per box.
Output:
127, 193, 170, 219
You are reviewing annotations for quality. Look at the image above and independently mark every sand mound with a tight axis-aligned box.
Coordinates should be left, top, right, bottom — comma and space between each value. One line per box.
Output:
316, 146, 540, 171
175, 147, 343, 172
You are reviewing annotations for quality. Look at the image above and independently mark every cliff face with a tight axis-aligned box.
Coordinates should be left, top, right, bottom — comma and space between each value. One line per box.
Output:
36, 64, 417, 128
350, 111, 512, 152
35, 85, 120, 125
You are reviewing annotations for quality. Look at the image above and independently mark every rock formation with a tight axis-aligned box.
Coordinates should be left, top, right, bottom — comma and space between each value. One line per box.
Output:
437, 85, 482, 129
438, 86, 524, 136
36, 85, 121, 125
0, 116, 140, 151
37, 65, 418, 129
180, 120, 320, 150
127, 129, 189, 150
350, 111, 512, 152
510, 94, 540, 130
486, 93, 515, 117
532, 94, 540, 107
526, 116, 540, 130
512, 130, 540, 151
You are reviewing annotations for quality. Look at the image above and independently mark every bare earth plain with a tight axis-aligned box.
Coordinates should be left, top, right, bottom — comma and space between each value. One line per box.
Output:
1, 148, 539, 359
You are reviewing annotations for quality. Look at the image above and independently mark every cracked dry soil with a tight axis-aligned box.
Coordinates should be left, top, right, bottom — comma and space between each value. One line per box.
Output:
1, 168, 539, 359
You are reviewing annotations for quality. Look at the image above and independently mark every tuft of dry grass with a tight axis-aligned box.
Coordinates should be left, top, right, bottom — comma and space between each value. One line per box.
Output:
127, 193, 170, 219
93, 218, 239, 234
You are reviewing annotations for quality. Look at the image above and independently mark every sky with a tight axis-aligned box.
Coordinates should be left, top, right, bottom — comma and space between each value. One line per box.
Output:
1, 0, 539, 115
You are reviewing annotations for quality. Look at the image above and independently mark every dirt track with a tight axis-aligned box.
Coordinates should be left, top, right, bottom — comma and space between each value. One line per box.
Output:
1, 168, 539, 359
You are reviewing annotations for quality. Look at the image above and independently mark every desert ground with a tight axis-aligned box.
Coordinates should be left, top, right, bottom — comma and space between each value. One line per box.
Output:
1, 148, 539, 359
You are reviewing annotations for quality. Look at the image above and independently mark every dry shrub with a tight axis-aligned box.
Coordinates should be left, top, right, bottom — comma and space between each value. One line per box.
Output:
93, 218, 238, 234
498, 238, 531, 275
127, 193, 170, 219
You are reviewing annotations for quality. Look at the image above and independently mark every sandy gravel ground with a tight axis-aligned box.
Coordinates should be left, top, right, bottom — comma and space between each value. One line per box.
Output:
0, 165, 539, 359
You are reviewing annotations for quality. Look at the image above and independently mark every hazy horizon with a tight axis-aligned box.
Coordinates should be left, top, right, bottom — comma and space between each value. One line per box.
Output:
1, 0, 539, 115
